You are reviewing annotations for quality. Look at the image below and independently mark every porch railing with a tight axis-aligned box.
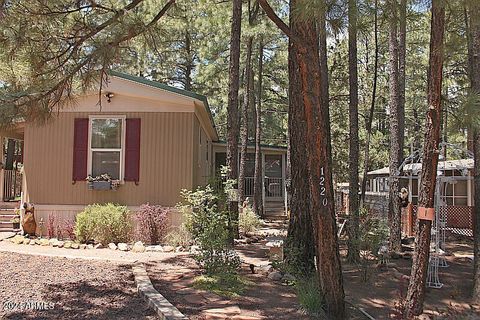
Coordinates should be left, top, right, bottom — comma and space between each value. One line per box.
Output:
265, 177, 283, 198
244, 177, 255, 197
3, 169, 22, 201
213, 175, 284, 199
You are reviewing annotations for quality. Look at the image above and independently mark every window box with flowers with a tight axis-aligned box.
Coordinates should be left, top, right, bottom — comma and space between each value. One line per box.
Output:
86, 174, 121, 191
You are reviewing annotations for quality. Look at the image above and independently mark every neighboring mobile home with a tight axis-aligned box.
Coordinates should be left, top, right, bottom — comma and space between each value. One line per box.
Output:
360, 159, 474, 236
0, 72, 287, 233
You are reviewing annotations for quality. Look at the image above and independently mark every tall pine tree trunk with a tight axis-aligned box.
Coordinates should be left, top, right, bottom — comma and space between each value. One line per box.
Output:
466, 0, 480, 303
292, 3, 345, 317
399, 0, 406, 155
239, 36, 254, 207
360, 0, 379, 204
253, 39, 264, 217
388, 0, 403, 253
347, 0, 360, 262
259, 1, 345, 315
284, 3, 315, 275
226, 0, 242, 241
404, 1, 445, 316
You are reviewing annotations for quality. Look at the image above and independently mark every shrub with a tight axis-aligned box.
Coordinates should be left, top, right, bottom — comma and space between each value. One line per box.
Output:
63, 218, 76, 240
74, 203, 132, 244
164, 224, 192, 247
193, 273, 251, 298
133, 204, 169, 244
239, 204, 262, 234
296, 276, 326, 317
179, 186, 241, 274
47, 213, 55, 238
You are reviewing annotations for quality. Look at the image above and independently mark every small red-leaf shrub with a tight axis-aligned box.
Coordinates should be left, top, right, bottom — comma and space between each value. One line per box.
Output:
63, 218, 76, 240
134, 204, 169, 244
47, 213, 56, 238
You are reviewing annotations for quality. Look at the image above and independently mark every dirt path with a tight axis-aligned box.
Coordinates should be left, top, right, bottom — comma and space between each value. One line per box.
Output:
343, 241, 479, 319
0, 252, 158, 319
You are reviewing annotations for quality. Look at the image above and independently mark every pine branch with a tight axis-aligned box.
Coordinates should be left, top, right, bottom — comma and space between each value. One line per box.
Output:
257, 0, 305, 46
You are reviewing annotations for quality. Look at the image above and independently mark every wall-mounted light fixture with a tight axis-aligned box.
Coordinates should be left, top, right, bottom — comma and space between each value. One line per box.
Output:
105, 92, 114, 103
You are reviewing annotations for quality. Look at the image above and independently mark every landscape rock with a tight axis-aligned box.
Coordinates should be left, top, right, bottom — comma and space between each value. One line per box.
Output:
35, 239, 42, 245
57, 241, 64, 248
175, 246, 183, 252
145, 245, 163, 252
190, 245, 200, 254
29, 239, 36, 245
282, 273, 295, 282
117, 243, 129, 251
86, 244, 94, 249
132, 241, 146, 253
40, 239, 50, 246
49, 238, 58, 246
12, 235, 25, 244
71, 242, 79, 249
260, 265, 274, 274
79, 244, 86, 250
267, 271, 283, 281
22, 238, 30, 245
108, 243, 117, 250
63, 241, 72, 249
163, 245, 174, 252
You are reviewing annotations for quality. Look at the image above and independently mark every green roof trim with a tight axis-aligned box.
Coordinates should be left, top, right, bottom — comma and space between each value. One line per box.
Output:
214, 141, 287, 151
109, 70, 218, 138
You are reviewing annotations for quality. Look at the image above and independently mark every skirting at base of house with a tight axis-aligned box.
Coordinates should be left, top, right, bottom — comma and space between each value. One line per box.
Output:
29, 205, 184, 237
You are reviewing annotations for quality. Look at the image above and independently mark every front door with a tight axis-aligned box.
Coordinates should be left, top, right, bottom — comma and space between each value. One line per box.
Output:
264, 154, 283, 201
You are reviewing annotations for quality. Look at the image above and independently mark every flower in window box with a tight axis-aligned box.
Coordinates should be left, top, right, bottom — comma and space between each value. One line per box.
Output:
111, 180, 121, 191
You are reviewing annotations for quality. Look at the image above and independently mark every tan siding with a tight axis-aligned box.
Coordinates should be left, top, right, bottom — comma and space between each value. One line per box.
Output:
24, 112, 194, 206
192, 116, 211, 188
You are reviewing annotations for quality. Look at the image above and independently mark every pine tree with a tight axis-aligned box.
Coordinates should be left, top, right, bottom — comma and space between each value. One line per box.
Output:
347, 0, 360, 262
226, 0, 243, 241
404, 0, 446, 316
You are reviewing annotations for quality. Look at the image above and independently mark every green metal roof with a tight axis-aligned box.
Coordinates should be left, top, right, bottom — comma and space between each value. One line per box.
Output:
109, 70, 218, 138
214, 141, 287, 151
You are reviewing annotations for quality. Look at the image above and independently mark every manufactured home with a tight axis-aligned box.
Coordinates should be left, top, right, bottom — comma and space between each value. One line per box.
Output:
0, 72, 287, 233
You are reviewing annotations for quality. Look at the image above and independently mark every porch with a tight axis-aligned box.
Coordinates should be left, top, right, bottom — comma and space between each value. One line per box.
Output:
213, 147, 288, 217
0, 125, 24, 232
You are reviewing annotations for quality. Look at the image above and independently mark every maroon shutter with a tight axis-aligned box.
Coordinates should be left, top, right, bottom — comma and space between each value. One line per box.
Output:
72, 118, 89, 181
125, 118, 141, 183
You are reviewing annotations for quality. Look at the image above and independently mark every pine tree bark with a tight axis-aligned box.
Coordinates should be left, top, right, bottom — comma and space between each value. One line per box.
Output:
292, 1, 345, 316
399, 0, 406, 153
239, 36, 254, 207
403, 1, 445, 316
226, 0, 242, 241
284, 2, 316, 276
388, 0, 403, 253
347, 0, 360, 262
259, 1, 345, 315
466, 0, 480, 303
360, 0, 379, 204
253, 39, 264, 217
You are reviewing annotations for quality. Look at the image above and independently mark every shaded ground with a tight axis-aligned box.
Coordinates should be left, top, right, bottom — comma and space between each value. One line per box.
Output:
0, 252, 158, 319
147, 243, 365, 320
147, 254, 309, 320
343, 238, 479, 319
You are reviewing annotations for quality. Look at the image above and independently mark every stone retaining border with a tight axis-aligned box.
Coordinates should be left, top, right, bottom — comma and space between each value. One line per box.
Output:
132, 262, 188, 320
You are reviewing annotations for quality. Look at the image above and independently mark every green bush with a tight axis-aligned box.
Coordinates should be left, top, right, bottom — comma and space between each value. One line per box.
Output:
239, 204, 262, 234
75, 203, 132, 244
179, 186, 240, 275
296, 276, 326, 317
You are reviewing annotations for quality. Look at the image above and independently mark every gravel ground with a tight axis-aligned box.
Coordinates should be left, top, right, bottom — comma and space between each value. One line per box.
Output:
0, 252, 158, 319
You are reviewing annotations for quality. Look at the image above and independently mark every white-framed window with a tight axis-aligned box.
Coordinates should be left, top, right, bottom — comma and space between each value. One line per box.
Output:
88, 115, 126, 181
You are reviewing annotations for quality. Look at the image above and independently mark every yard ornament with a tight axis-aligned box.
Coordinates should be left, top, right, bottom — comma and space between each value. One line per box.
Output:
22, 202, 37, 236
